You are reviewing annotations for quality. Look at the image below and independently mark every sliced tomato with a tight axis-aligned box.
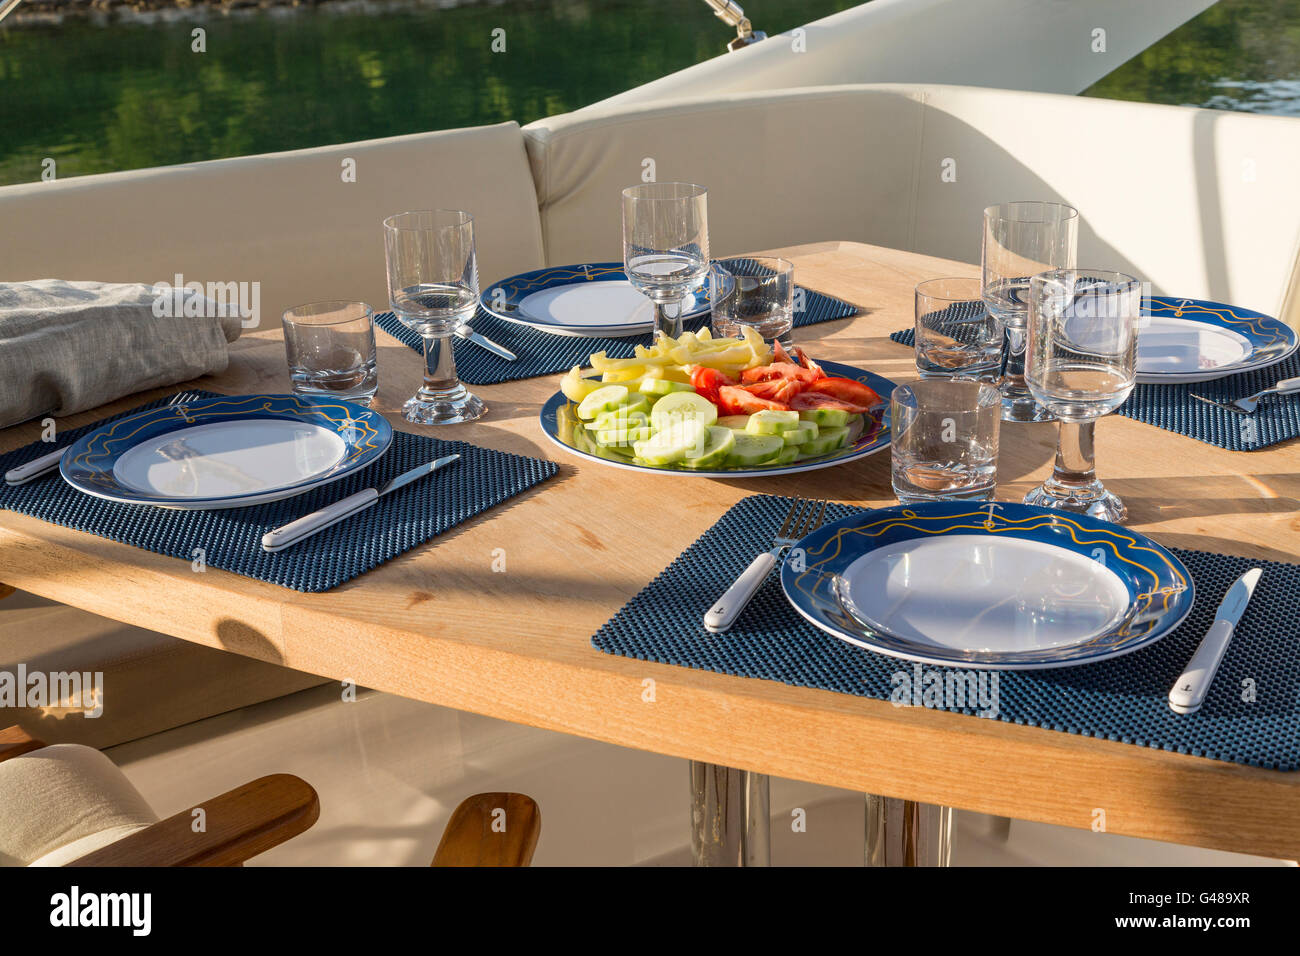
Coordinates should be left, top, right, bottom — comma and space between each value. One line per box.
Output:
772, 340, 796, 365
742, 378, 802, 406
789, 346, 827, 380
790, 391, 870, 414
689, 366, 736, 404
739, 362, 818, 385
803, 377, 883, 409
717, 385, 790, 415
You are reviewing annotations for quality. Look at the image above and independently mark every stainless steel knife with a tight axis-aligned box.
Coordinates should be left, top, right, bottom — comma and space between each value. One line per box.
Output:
1168, 567, 1261, 715
455, 325, 517, 362
261, 454, 461, 552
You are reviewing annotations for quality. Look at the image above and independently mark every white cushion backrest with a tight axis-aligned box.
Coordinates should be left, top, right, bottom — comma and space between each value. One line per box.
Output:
526, 84, 1300, 320
0, 122, 545, 330
911, 85, 1300, 318
524, 87, 926, 265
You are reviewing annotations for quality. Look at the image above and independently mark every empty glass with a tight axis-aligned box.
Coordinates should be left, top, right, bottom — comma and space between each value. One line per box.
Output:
709, 256, 794, 344
981, 201, 1079, 423
1024, 269, 1140, 523
622, 182, 709, 339
282, 301, 378, 404
891, 379, 1001, 504
383, 209, 485, 425
913, 277, 1001, 381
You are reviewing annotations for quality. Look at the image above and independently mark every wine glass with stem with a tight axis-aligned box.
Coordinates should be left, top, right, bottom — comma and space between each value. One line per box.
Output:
383, 209, 486, 425
981, 201, 1079, 422
622, 182, 709, 340
1024, 269, 1141, 523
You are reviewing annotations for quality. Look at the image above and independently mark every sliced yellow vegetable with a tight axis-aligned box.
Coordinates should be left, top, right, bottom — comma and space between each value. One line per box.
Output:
681, 345, 752, 367
560, 366, 604, 403
602, 365, 646, 383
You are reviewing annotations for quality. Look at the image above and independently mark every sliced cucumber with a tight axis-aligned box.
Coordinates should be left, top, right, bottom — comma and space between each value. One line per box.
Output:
639, 378, 696, 397
680, 426, 736, 469
716, 414, 752, 432
588, 405, 650, 431
596, 426, 653, 446
818, 424, 851, 449
783, 420, 820, 446
577, 384, 629, 420
797, 433, 842, 459
650, 391, 718, 432
798, 407, 851, 428
772, 445, 801, 465
746, 409, 801, 436
725, 433, 785, 467
633, 419, 707, 466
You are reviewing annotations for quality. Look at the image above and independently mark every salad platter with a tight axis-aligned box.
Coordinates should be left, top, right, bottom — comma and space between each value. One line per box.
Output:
539, 326, 894, 477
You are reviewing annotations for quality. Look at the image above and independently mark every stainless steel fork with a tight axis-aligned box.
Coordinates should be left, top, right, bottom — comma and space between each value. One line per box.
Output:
1190, 376, 1300, 415
704, 498, 828, 633
3, 390, 204, 486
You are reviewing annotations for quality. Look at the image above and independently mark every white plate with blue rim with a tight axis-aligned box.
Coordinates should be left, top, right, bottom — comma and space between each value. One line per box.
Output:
782, 501, 1194, 670
1135, 296, 1297, 384
60, 394, 392, 509
480, 261, 716, 338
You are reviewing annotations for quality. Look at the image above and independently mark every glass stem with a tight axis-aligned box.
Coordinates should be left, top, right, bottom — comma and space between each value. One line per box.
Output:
1002, 325, 1028, 393
1050, 419, 1098, 489
655, 297, 684, 339
420, 330, 460, 397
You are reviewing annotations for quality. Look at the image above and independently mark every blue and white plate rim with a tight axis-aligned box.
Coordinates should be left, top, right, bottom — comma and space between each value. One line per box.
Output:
781, 500, 1195, 670
1138, 295, 1297, 383
59, 393, 392, 509
480, 260, 716, 337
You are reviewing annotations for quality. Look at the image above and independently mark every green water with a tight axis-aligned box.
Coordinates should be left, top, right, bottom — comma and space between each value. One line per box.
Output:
1082, 0, 1300, 113
0, 0, 857, 185
1, 0, 1299, 187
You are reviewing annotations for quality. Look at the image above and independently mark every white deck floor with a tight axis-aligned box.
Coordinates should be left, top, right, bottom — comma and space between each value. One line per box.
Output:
104, 684, 1291, 867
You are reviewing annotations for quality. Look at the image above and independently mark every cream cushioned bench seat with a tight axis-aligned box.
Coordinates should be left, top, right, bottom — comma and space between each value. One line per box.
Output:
525, 84, 1300, 320
0, 743, 157, 867
0, 121, 546, 328
1, 590, 325, 750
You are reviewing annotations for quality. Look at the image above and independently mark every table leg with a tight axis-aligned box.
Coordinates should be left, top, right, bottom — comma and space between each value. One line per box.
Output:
864, 794, 953, 866
689, 761, 770, 866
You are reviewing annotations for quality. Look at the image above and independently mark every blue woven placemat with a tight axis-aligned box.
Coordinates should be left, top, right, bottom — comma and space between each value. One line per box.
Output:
0, 391, 558, 592
376, 278, 858, 386
890, 327, 1300, 450
593, 494, 1300, 770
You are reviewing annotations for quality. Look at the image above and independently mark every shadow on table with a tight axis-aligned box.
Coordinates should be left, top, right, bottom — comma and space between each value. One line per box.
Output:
1110, 473, 1300, 529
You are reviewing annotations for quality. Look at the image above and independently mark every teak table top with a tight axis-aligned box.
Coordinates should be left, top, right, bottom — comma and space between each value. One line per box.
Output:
3, 241, 1298, 860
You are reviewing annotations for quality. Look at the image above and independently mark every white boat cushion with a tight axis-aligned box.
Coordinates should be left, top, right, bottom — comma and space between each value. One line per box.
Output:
0, 122, 546, 330
910, 84, 1300, 320
526, 84, 1300, 322
524, 86, 924, 265
0, 744, 158, 867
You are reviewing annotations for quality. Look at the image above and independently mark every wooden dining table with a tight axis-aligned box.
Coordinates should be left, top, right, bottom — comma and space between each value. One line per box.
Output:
2, 240, 1298, 864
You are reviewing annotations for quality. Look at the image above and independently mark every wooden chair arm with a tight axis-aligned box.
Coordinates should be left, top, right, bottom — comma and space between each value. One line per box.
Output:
431, 792, 540, 867
66, 773, 319, 867
0, 725, 45, 762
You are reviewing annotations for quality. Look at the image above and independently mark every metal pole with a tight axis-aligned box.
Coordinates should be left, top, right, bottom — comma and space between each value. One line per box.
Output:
865, 795, 954, 867
700, 0, 767, 51
690, 761, 770, 866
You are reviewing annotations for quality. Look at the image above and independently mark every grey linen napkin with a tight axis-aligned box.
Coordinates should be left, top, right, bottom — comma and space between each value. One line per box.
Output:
0, 280, 243, 429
